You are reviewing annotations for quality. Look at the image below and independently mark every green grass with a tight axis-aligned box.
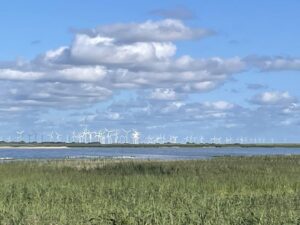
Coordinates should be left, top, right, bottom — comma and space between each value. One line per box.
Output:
0, 156, 299, 224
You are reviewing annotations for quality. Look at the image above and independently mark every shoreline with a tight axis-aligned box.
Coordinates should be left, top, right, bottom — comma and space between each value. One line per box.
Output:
1, 143, 300, 148
0, 146, 69, 149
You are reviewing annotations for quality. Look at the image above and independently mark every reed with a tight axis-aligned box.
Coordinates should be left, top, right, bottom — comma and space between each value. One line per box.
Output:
0, 156, 299, 224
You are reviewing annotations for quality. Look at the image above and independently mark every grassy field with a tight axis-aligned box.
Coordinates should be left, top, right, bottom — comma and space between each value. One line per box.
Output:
0, 156, 299, 225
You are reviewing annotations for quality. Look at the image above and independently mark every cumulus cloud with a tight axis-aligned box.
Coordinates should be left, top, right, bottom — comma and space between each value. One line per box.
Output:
106, 111, 122, 120
67, 34, 177, 65
149, 88, 179, 100
0, 66, 107, 83
0, 19, 246, 113
89, 19, 213, 43
41, 19, 216, 67
0, 69, 44, 81
161, 101, 185, 113
88, 99, 243, 131
250, 91, 297, 105
246, 56, 300, 71
0, 81, 112, 111
203, 101, 234, 110
5, 18, 299, 137
56, 66, 107, 82
77, 93, 300, 141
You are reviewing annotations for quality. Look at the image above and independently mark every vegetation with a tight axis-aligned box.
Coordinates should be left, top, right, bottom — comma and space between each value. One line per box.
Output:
0, 156, 299, 224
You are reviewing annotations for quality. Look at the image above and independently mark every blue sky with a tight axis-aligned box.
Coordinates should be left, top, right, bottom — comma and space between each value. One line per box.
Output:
1, 0, 300, 142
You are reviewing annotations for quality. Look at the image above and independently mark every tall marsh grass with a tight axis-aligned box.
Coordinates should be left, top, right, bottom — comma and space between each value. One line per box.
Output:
0, 156, 299, 224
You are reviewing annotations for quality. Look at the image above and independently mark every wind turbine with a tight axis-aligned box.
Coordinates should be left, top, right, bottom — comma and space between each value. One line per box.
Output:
32, 131, 38, 143
94, 131, 102, 143
41, 133, 44, 143
28, 133, 32, 143
214, 137, 222, 144
225, 137, 233, 144
71, 131, 77, 143
184, 136, 190, 144
48, 131, 55, 142
239, 137, 244, 144
144, 135, 151, 144
132, 130, 140, 144
199, 136, 205, 144
81, 128, 89, 143
88, 131, 94, 143
122, 129, 131, 143
78, 132, 85, 143
100, 130, 106, 144
113, 129, 119, 144
16, 131, 25, 142
210, 136, 218, 144
271, 138, 275, 144
169, 135, 178, 144
105, 129, 114, 144
55, 132, 62, 142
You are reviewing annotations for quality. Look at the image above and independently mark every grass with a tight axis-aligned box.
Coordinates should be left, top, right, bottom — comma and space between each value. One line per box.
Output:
0, 156, 299, 224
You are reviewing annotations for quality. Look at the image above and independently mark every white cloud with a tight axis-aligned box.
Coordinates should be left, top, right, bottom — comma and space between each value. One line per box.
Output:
0, 18, 269, 130
0, 106, 24, 112
91, 19, 212, 42
149, 88, 178, 100
263, 58, 300, 70
28, 19, 245, 98
246, 56, 300, 71
204, 101, 234, 110
161, 101, 185, 113
2, 18, 300, 138
251, 91, 296, 105
57, 66, 107, 82
0, 66, 107, 83
0, 69, 44, 81
0, 81, 113, 110
68, 34, 177, 65
106, 112, 122, 120
44, 46, 69, 62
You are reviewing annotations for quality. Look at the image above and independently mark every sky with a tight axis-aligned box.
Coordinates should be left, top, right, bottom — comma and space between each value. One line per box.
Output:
0, 0, 300, 142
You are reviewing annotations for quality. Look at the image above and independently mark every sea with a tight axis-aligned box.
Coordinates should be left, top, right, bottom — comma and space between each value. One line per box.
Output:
0, 147, 299, 161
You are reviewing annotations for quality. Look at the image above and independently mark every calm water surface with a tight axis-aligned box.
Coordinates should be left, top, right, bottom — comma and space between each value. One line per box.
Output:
0, 147, 299, 161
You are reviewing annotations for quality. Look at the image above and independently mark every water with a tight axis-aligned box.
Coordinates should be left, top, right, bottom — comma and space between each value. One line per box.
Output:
0, 147, 299, 161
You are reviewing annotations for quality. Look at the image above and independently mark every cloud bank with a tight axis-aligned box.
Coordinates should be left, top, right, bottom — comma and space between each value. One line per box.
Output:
1, 18, 300, 138
0, 19, 246, 112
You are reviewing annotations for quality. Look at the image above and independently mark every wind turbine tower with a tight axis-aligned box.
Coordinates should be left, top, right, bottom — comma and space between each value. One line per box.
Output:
16, 131, 25, 142
132, 130, 140, 144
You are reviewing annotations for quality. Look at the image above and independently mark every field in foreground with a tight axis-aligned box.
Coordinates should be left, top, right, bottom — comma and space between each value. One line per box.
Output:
0, 156, 299, 225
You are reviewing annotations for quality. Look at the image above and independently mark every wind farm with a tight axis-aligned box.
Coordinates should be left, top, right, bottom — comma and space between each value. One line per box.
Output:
0, 128, 299, 148
1, 1, 300, 224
